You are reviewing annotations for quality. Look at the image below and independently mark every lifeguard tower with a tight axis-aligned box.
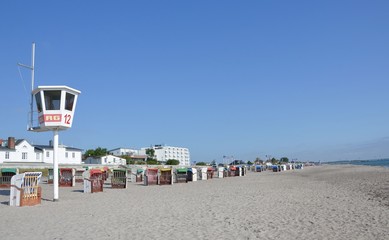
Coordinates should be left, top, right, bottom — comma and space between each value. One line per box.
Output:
30, 86, 80, 132
30, 86, 80, 201
19, 43, 81, 202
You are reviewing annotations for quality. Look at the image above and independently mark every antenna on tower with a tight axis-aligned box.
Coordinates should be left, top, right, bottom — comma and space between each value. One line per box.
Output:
18, 42, 36, 130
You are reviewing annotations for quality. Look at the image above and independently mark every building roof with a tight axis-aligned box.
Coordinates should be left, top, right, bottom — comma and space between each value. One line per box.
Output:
0, 138, 28, 151
33, 145, 83, 151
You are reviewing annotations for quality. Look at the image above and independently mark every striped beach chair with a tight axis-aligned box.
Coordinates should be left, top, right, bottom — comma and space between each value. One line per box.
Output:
10, 172, 42, 207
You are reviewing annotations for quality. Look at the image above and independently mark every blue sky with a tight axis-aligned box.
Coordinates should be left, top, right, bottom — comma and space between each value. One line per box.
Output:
1, 1, 388, 162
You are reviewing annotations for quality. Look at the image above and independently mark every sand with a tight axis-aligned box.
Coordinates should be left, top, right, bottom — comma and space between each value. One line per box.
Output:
0, 164, 388, 240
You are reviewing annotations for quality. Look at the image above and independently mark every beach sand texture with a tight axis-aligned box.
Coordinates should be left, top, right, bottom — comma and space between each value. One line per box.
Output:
0, 165, 388, 240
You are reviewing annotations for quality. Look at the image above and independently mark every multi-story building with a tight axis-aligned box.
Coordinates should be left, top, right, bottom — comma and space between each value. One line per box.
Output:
140, 144, 190, 166
0, 137, 82, 164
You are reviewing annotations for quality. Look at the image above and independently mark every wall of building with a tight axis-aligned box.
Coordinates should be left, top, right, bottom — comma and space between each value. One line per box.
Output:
0, 138, 82, 164
84, 155, 125, 165
140, 145, 190, 166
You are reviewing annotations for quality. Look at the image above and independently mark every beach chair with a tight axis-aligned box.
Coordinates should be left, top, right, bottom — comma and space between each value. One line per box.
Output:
111, 169, 127, 189
0, 168, 18, 188
235, 166, 242, 176
207, 167, 214, 179
10, 172, 42, 207
48, 168, 54, 184
75, 168, 85, 183
280, 165, 286, 171
83, 169, 104, 193
175, 168, 188, 183
229, 166, 236, 177
241, 166, 246, 176
136, 169, 144, 183
199, 167, 207, 180
144, 168, 158, 186
223, 167, 228, 177
159, 168, 173, 185
59, 168, 75, 187
187, 168, 197, 182
101, 167, 109, 181
217, 167, 224, 178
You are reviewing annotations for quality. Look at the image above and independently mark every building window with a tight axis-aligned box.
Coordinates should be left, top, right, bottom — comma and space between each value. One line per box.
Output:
65, 152, 68, 158
72, 152, 75, 158
46, 151, 50, 157
22, 152, 28, 160
5, 152, 9, 159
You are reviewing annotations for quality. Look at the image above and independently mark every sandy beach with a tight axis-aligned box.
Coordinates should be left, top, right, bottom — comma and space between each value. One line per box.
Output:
0, 164, 388, 240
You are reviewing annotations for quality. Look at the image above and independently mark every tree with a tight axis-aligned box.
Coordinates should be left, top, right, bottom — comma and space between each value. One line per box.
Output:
83, 147, 108, 158
195, 162, 207, 166
145, 148, 157, 163
145, 148, 155, 158
271, 157, 278, 165
280, 157, 289, 163
166, 159, 180, 165
146, 159, 158, 165
121, 156, 135, 165
247, 161, 253, 165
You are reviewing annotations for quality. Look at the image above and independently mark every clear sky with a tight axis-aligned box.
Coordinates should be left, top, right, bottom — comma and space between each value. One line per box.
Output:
1, 1, 388, 163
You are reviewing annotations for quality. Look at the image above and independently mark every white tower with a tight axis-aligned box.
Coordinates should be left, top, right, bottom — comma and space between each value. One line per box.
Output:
20, 43, 81, 202
30, 86, 81, 202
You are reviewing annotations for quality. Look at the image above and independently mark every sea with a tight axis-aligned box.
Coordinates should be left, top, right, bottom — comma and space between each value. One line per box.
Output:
327, 158, 389, 168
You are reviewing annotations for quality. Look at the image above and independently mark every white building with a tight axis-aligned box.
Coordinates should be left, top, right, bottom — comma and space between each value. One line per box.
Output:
84, 155, 126, 165
34, 144, 83, 164
108, 147, 139, 156
140, 145, 190, 166
0, 137, 82, 164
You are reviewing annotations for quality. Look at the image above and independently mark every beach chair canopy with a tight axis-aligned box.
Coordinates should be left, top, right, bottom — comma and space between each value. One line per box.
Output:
146, 168, 158, 174
177, 168, 188, 173
1, 168, 17, 174
137, 169, 144, 174
160, 168, 172, 172
90, 169, 102, 175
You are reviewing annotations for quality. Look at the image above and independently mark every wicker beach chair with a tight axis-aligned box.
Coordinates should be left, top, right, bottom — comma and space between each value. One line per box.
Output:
75, 168, 85, 183
0, 168, 18, 188
187, 168, 197, 182
159, 168, 173, 185
10, 172, 42, 207
83, 169, 104, 193
207, 167, 214, 179
59, 168, 75, 187
175, 168, 188, 183
144, 168, 158, 186
111, 169, 127, 189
